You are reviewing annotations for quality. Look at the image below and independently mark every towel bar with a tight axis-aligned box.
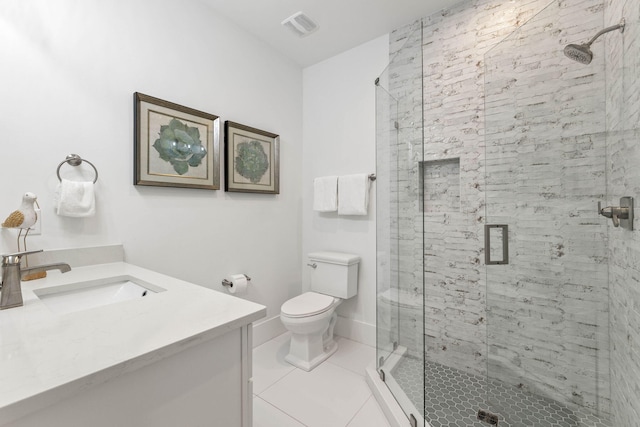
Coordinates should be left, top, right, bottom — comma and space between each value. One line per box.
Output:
56, 154, 98, 184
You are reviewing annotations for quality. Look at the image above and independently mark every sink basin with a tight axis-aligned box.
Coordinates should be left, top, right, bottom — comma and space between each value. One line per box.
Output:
34, 275, 166, 314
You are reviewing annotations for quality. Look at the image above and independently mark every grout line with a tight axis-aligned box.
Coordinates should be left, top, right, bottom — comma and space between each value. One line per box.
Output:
254, 335, 381, 426
254, 395, 310, 427
344, 395, 377, 427
325, 359, 370, 378
325, 338, 377, 377
255, 366, 298, 396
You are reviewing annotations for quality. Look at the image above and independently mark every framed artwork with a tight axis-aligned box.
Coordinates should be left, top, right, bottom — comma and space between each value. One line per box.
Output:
224, 121, 280, 194
134, 92, 220, 190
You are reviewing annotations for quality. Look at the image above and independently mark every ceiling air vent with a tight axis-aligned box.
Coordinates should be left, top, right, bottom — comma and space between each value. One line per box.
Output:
281, 11, 319, 38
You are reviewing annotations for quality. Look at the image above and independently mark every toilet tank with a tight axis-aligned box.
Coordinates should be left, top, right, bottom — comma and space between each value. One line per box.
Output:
308, 252, 360, 299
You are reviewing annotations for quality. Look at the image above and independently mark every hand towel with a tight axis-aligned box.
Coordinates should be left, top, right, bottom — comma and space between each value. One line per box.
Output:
55, 179, 96, 217
313, 176, 338, 212
338, 174, 370, 215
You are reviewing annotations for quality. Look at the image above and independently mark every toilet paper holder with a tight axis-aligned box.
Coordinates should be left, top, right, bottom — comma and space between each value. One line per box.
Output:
222, 274, 251, 288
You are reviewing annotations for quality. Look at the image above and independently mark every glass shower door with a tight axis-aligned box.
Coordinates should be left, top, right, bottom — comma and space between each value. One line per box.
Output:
483, 1, 612, 425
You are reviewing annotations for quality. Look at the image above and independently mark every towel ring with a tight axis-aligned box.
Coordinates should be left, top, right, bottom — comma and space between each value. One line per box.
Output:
56, 154, 98, 184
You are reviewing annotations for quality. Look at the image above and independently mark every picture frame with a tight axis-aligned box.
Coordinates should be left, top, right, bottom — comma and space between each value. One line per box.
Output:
224, 121, 280, 194
134, 92, 220, 190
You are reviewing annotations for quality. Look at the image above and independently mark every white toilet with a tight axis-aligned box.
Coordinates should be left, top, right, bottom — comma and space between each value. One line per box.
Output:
280, 251, 360, 371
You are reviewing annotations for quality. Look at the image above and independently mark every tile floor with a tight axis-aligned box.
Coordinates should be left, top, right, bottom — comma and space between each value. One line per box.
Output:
392, 356, 611, 427
252, 332, 391, 427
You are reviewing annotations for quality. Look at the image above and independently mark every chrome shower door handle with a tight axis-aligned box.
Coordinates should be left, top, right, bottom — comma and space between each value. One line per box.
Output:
484, 224, 509, 265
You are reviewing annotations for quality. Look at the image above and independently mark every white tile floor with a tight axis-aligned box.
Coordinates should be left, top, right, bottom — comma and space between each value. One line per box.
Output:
253, 333, 391, 427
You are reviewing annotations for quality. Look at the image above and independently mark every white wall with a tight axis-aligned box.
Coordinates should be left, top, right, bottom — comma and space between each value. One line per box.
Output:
302, 35, 389, 346
0, 0, 303, 342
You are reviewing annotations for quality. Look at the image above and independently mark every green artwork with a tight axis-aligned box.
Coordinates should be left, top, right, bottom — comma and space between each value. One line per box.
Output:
153, 118, 207, 175
235, 140, 269, 183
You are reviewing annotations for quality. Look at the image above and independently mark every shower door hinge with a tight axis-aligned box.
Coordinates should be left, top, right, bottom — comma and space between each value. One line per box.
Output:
379, 369, 386, 382
409, 414, 417, 427
394, 120, 399, 130
393, 341, 399, 350
375, 77, 380, 86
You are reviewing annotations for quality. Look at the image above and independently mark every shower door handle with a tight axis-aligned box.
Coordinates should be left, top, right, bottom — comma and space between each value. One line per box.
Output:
484, 224, 509, 265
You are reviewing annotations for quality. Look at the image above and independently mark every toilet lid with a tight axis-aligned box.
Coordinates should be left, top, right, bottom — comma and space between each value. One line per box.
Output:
281, 292, 337, 317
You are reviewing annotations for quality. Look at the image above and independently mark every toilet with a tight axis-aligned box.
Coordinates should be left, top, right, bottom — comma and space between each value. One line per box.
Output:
280, 251, 360, 371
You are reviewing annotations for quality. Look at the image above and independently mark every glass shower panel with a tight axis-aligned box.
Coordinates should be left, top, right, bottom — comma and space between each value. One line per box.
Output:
376, 69, 400, 366
376, 22, 425, 425
484, 1, 611, 425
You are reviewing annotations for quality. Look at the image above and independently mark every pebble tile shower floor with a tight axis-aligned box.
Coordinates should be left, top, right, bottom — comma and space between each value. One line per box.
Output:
391, 357, 612, 427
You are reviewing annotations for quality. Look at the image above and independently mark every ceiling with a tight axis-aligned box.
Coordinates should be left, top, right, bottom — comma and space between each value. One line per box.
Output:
198, 0, 462, 67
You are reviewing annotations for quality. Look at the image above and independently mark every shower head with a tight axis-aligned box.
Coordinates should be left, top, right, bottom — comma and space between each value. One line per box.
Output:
564, 43, 593, 64
564, 18, 625, 64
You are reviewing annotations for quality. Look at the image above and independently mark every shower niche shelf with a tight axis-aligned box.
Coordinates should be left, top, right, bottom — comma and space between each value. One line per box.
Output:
420, 157, 461, 213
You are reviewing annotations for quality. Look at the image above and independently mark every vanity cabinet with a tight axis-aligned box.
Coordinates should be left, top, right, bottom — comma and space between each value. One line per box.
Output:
0, 262, 265, 427
5, 326, 253, 427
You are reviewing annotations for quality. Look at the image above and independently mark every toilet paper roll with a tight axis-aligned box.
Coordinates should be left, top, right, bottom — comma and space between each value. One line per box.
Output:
226, 274, 248, 294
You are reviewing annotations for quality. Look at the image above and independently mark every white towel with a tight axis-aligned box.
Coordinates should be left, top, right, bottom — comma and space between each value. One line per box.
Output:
55, 179, 96, 217
338, 174, 370, 215
313, 176, 338, 212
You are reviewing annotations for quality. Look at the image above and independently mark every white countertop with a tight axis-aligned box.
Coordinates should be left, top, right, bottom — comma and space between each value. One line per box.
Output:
0, 262, 266, 424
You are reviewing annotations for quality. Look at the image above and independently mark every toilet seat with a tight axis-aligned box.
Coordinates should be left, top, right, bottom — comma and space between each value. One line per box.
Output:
281, 292, 338, 318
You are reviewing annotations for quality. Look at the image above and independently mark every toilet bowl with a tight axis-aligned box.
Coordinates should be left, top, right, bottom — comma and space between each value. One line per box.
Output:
280, 292, 341, 371
280, 251, 361, 371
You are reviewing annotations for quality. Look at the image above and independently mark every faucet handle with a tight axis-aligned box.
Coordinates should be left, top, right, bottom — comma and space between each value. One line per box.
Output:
1, 249, 43, 265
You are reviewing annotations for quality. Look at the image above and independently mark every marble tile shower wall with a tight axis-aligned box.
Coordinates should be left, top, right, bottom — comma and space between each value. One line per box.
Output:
383, 0, 630, 418
483, 0, 610, 415
605, 0, 640, 425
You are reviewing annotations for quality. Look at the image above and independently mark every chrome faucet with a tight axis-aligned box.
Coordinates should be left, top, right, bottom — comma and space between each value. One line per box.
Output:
0, 249, 71, 310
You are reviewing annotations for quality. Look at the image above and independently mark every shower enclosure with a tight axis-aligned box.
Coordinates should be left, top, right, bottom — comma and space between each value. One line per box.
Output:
374, 0, 639, 426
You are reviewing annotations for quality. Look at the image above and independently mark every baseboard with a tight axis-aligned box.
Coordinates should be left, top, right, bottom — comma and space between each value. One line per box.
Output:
252, 314, 375, 348
252, 315, 287, 348
335, 315, 376, 347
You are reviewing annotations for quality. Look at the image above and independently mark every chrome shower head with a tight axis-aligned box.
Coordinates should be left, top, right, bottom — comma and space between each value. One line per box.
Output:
564, 18, 625, 64
564, 43, 593, 64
